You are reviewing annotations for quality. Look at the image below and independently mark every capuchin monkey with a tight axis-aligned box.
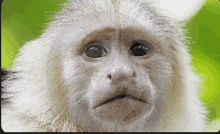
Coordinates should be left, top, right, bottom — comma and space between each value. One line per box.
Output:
1, 0, 207, 132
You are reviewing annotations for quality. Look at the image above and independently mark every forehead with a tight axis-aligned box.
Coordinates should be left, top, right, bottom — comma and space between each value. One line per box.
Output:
81, 27, 153, 45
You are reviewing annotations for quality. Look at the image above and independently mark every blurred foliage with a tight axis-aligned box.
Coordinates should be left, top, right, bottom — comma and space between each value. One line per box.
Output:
1, 0, 220, 131
185, 0, 220, 121
1, 0, 68, 68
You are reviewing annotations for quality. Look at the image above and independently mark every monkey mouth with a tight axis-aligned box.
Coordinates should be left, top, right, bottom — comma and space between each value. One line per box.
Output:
93, 94, 146, 109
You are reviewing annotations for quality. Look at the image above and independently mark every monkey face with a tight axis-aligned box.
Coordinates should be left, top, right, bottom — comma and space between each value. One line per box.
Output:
83, 28, 153, 124
62, 27, 176, 127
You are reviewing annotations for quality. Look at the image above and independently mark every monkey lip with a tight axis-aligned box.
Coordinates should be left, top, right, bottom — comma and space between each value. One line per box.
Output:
93, 94, 146, 109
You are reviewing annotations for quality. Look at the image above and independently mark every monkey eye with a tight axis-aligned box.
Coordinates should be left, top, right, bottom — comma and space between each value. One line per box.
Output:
129, 40, 151, 56
84, 42, 107, 58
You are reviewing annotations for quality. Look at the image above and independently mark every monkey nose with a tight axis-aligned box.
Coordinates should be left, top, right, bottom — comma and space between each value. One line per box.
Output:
107, 68, 136, 82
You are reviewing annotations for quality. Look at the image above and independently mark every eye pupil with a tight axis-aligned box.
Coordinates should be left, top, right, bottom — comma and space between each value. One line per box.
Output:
86, 46, 102, 58
85, 43, 106, 58
86, 46, 102, 57
130, 41, 150, 56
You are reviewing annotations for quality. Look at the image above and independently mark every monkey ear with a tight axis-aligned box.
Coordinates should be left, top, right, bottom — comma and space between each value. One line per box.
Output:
157, 0, 206, 21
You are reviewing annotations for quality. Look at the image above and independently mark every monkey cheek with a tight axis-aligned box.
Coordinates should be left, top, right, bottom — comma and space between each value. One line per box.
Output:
91, 98, 150, 124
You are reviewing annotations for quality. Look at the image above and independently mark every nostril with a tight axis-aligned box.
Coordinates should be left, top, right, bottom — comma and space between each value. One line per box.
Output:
133, 72, 136, 78
107, 74, 112, 80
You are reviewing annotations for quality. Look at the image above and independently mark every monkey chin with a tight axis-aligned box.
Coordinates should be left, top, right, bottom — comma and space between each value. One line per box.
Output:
91, 97, 151, 124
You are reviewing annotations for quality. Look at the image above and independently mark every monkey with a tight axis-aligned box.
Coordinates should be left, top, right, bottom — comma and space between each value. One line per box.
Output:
1, 0, 207, 132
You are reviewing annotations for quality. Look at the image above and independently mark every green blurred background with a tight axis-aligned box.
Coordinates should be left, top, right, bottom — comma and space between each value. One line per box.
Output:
1, 0, 220, 131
